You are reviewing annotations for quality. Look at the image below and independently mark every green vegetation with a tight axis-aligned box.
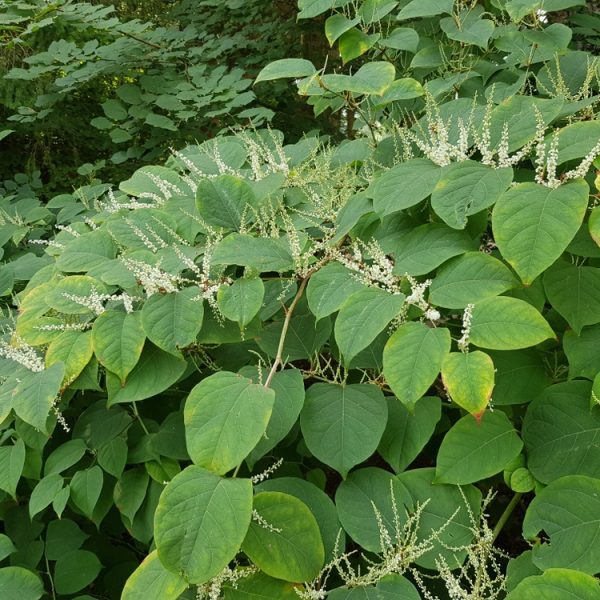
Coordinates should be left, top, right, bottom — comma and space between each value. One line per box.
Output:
1, 1, 600, 598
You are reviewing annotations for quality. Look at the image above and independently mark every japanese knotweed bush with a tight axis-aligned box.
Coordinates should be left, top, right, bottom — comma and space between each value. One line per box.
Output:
2, 5, 600, 600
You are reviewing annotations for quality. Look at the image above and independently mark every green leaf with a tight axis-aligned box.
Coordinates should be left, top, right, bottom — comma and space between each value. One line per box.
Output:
145, 113, 177, 131
392, 223, 476, 276
47, 275, 106, 315
546, 120, 600, 166
30, 474, 64, 519
212, 234, 294, 272
506, 569, 600, 600
106, 343, 187, 405
440, 13, 495, 49
106, 208, 179, 250
114, 469, 149, 525
13, 363, 65, 432
297, 0, 335, 18
469, 296, 554, 350
0, 534, 15, 561
441, 351, 495, 417
122, 550, 188, 600
492, 180, 589, 284
223, 573, 298, 599
245, 369, 305, 467
92, 310, 145, 384
97, 436, 128, 478
142, 287, 204, 354
436, 411, 523, 484
46, 330, 93, 384
196, 175, 257, 230
0, 439, 25, 499
70, 466, 103, 521
54, 550, 102, 595
378, 396, 441, 473
338, 29, 380, 63
335, 467, 412, 552
383, 323, 451, 410
375, 78, 424, 105
255, 59, 316, 83
306, 263, 365, 320
0, 567, 43, 600
335, 287, 404, 365
564, 325, 600, 379
154, 466, 252, 583
429, 252, 517, 308
241, 491, 324, 582
45, 439, 87, 475
325, 14, 360, 46
397, 0, 453, 20
370, 159, 441, 216
218, 278, 264, 327
523, 475, 600, 574
380, 27, 419, 52
488, 349, 550, 405
544, 261, 600, 334
431, 161, 512, 229
349, 61, 396, 95
184, 371, 275, 475
300, 383, 387, 477
397, 468, 481, 570
56, 230, 117, 273
523, 381, 600, 483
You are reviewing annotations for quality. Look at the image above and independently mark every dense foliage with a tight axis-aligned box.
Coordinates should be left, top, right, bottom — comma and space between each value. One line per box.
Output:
1, 0, 600, 599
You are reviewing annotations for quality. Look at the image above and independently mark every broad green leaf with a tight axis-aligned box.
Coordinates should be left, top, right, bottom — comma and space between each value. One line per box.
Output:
429, 252, 517, 308
380, 27, 419, 52
223, 572, 298, 599
0, 534, 15, 561
54, 550, 102, 594
92, 310, 145, 384
142, 287, 204, 354
212, 234, 294, 272
70, 466, 103, 521
370, 159, 441, 216
297, 0, 335, 18
325, 14, 360, 46
45, 439, 87, 475
431, 161, 512, 229
114, 469, 149, 525
440, 12, 495, 49
348, 61, 395, 95
397, 0, 453, 19
392, 223, 476, 276
488, 349, 550, 405
335, 467, 412, 552
544, 260, 600, 334
184, 371, 275, 474
436, 411, 522, 483
546, 120, 600, 165
106, 343, 187, 405
377, 575, 421, 599
469, 296, 554, 350
378, 396, 441, 473
397, 468, 481, 570
218, 278, 264, 327
338, 29, 380, 63
0, 567, 43, 600
257, 477, 342, 561
196, 175, 256, 230
523, 475, 600, 574
245, 369, 305, 467
97, 436, 128, 478
306, 263, 365, 320
383, 323, 451, 410
589, 205, 600, 246
327, 587, 381, 599
492, 180, 589, 284
122, 550, 188, 600
300, 383, 387, 477
375, 78, 424, 105
564, 325, 600, 379
505, 569, 600, 600
255, 59, 316, 82
241, 491, 324, 582
154, 466, 252, 583
13, 363, 65, 432
145, 113, 177, 131
46, 330, 93, 384
30, 474, 64, 519
56, 229, 117, 273
106, 208, 179, 250
441, 351, 495, 417
335, 287, 405, 365
0, 439, 25, 499
522, 380, 600, 483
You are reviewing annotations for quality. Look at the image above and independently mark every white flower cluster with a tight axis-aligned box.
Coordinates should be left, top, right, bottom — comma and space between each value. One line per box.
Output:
250, 457, 283, 484
0, 337, 45, 372
458, 303, 474, 353
195, 566, 257, 600
61, 287, 108, 315
251, 509, 282, 534
120, 258, 183, 297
